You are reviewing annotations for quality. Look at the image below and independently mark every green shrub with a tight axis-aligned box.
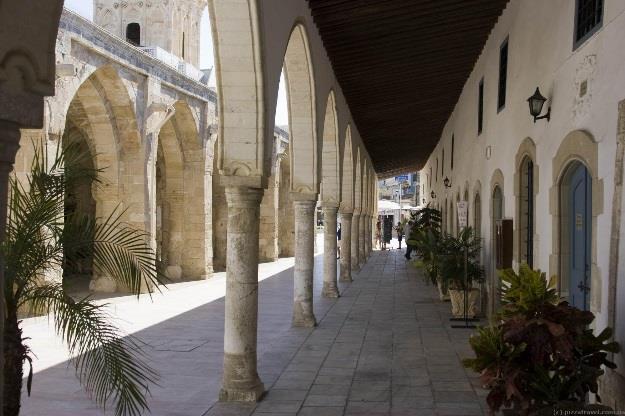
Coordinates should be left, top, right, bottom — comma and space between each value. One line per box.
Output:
463, 265, 620, 414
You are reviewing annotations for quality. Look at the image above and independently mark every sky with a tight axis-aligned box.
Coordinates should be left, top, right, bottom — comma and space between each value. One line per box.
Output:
64, 0, 289, 126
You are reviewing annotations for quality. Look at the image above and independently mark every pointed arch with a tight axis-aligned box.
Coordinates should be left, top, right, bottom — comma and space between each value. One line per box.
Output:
320, 90, 340, 204
283, 23, 318, 195
209, 0, 266, 185
354, 148, 362, 212
341, 125, 354, 211
155, 100, 208, 280
57, 65, 143, 292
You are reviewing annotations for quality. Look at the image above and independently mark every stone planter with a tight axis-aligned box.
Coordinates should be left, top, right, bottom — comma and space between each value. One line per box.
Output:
449, 288, 480, 317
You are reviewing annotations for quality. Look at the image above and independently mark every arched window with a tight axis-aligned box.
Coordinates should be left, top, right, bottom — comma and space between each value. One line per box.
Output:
126, 23, 141, 46
519, 157, 534, 267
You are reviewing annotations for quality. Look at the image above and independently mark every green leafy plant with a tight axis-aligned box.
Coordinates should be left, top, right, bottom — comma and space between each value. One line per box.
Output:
436, 227, 484, 291
408, 205, 443, 285
463, 264, 620, 414
3, 144, 163, 416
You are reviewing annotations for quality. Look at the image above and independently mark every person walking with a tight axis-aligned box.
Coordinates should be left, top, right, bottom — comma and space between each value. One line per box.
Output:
376, 219, 382, 249
404, 220, 414, 259
395, 221, 403, 249
337, 223, 341, 259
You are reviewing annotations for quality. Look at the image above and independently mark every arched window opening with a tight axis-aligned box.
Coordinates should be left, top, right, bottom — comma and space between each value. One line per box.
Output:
520, 157, 534, 267
126, 23, 141, 46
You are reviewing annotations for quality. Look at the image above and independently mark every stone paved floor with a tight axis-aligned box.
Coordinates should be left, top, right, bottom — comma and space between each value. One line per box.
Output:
20, 245, 487, 416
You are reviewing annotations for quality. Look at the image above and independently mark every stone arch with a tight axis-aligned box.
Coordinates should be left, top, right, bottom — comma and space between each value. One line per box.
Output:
341, 125, 354, 211
58, 65, 143, 292
208, 0, 266, 185
320, 90, 340, 205
353, 148, 362, 213
514, 137, 539, 268
155, 100, 208, 281
548, 130, 603, 312
283, 23, 318, 196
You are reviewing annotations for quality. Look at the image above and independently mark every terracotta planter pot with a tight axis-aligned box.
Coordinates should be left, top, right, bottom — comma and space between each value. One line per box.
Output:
449, 288, 479, 317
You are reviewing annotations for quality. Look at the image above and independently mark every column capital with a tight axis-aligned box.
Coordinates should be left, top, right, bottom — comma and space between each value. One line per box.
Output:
225, 186, 264, 208
290, 191, 318, 202
352, 209, 361, 216
320, 201, 340, 210
221, 175, 268, 190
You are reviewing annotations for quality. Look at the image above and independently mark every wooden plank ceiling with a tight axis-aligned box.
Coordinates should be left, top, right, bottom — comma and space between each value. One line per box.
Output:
307, 0, 509, 176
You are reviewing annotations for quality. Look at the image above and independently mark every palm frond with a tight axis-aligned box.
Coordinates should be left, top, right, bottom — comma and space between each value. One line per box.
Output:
62, 209, 165, 296
24, 284, 158, 416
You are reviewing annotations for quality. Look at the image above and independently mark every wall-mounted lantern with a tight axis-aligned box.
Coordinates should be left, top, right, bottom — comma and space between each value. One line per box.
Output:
430, 190, 437, 199
443, 177, 452, 188
422, 198, 426, 205
527, 87, 551, 123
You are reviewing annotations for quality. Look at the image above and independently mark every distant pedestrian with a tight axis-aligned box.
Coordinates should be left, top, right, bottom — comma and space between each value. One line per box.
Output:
395, 221, 403, 249
376, 219, 382, 249
337, 223, 342, 259
404, 220, 414, 259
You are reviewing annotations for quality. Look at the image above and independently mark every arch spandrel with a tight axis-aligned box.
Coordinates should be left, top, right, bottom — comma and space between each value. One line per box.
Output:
320, 90, 340, 206
340, 124, 354, 212
209, 0, 266, 188
283, 23, 318, 197
353, 148, 362, 212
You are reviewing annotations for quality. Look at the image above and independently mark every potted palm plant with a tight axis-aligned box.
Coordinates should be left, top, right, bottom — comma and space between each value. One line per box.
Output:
436, 227, 484, 317
463, 265, 620, 415
3, 144, 163, 416
409, 205, 449, 300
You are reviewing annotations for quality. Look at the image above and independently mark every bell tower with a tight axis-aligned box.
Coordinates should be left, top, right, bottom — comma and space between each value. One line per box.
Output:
94, 0, 206, 67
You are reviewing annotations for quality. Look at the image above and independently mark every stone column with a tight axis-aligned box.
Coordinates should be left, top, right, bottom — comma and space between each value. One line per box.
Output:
339, 211, 353, 282
0, 121, 21, 412
322, 205, 339, 298
351, 210, 361, 272
364, 215, 371, 257
358, 214, 366, 266
292, 198, 317, 327
220, 187, 264, 402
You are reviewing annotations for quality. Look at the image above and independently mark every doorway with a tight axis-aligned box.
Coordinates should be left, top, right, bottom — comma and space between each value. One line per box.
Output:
560, 161, 592, 311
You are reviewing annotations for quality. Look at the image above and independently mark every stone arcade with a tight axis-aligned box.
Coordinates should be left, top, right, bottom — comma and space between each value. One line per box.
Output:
1, 0, 624, 413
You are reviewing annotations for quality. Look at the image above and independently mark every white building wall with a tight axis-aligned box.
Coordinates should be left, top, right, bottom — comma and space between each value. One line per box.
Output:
420, 0, 625, 401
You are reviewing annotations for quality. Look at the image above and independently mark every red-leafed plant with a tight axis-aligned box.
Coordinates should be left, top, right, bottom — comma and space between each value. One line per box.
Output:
463, 264, 620, 415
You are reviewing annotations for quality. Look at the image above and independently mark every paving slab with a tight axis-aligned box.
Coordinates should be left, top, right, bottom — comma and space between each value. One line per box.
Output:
19, 246, 486, 415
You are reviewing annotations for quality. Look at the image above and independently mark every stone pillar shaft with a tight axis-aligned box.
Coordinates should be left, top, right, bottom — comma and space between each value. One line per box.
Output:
220, 187, 264, 402
358, 214, 366, 266
351, 212, 361, 272
340, 212, 353, 282
292, 199, 317, 327
0, 121, 21, 413
364, 215, 371, 256
322, 206, 339, 298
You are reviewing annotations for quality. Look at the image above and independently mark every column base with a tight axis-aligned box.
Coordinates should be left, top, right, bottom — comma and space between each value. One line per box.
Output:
220, 353, 265, 402
351, 264, 361, 272
322, 282, 340, 298
219, 384, 265, 402
339, 274, 353, 283
292, 302, 317, 327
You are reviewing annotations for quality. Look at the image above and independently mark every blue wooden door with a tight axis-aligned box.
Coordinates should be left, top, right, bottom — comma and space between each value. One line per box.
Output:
568, 164, 591, 311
